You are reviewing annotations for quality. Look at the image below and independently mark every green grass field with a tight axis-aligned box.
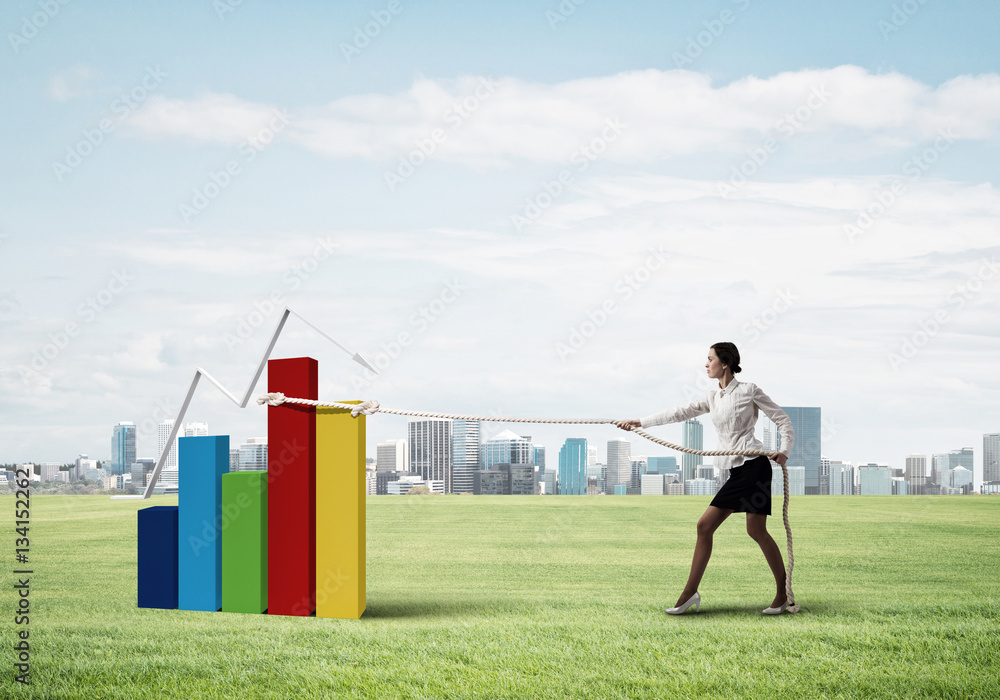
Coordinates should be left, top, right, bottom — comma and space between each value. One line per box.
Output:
3, 494, 998, 699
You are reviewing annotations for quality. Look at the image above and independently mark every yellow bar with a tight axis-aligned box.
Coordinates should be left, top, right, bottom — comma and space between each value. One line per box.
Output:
315, 402, 366, 619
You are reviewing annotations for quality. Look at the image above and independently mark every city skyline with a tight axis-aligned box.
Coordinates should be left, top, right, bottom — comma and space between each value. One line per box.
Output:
2, 2, 998, 490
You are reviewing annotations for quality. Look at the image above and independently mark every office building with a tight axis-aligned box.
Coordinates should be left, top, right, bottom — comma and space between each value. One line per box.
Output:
891, 477, 909, 495
771, 465, 805, 496
73, 454, 97, 481
481, 428, 532, 471
684, 478, 716, 496
158, 419, 178, 469
229, 449, 240, 472
184, 421, 208, 437
630, 458, 647, 488
983, 433, 999, 485
534, 445, 546, 474
387, 474, 444, 495
587, 445, 597, 467
984, 433, 1000, 485
376, 470, 400, 495
859, 465, 892, 495
541, 469, 557, 495
646, 456, 677, 477
451, 421, 481, 495
409, 419, 452, 492
948, 447, 974, 472
778, 407, 822, 494
40, 462, 61, 482
951, 466, 973, 494
641, 473, 665, 495
376, 439, 408, 472
828, 461, 854, 495
237, 438, 268, 472
474, 463, 538, 495
696, 465, 715, 481
607, 439, 631, 494
666, 478, 684, 495
558, 438, 588, 495
110, 421, 137, 476
682, 418, 703, 483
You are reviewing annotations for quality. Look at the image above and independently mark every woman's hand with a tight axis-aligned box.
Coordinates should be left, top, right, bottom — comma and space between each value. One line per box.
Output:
615, 419, 641, 431
771, 452, 787, 466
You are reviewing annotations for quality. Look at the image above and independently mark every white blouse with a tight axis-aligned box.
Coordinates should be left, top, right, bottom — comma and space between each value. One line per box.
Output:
639, 377, 795, 470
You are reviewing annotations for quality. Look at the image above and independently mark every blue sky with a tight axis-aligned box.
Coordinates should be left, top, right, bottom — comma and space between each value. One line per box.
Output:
1, 0, 998, 487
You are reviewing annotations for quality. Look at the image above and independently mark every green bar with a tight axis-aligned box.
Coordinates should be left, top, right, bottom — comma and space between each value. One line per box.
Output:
221, 471, 268, 613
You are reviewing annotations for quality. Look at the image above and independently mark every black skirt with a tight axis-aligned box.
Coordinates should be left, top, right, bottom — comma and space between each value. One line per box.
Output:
710, 455, 772, 515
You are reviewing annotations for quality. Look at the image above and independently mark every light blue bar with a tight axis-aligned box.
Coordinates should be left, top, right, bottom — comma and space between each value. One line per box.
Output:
178, 435, 229, 611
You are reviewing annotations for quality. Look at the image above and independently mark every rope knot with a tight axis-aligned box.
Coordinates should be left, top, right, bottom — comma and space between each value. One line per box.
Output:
256, 392, 287, 406
351, 399, 380, 417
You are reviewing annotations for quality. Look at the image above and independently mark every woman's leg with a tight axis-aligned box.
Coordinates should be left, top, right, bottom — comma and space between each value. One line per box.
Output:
676, 505, 732, 607
746, 513, 786, 607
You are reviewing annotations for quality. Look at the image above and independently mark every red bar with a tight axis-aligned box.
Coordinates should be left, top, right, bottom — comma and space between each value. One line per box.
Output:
267, 357, 317, 616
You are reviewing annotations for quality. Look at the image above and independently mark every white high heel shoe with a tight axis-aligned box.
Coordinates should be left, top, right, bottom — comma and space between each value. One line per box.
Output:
665, 592, 700, 615
762, 600, 789, 615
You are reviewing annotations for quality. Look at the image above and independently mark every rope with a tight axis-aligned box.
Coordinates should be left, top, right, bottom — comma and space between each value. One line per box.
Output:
256, 391, 799, 612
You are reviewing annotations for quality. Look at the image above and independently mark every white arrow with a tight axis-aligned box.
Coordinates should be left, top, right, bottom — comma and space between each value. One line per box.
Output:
112, 307, 376, 500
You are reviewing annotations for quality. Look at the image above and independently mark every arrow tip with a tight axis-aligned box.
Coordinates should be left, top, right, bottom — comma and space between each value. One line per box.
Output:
352, 352, 378, 374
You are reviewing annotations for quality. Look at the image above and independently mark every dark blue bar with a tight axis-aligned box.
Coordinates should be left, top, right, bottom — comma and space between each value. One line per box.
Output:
137, 505, 178, 609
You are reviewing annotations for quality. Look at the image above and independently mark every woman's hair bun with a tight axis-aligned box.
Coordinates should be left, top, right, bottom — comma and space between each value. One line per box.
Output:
710, 342, 742, 374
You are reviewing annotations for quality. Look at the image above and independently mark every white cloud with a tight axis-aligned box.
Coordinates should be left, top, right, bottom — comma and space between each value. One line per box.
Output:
127, 93, 288, 144
47, 65, 99, 102
127, 66, 1000, 166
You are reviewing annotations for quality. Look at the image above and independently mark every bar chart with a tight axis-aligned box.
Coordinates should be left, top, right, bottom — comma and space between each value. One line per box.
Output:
136, 356, 366, 619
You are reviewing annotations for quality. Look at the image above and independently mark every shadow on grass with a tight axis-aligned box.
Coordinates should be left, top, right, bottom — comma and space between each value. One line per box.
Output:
362, 599, 514, 619
658, 601, 831, 617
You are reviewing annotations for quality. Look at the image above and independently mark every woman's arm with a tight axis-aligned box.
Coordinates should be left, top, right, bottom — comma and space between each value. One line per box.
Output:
634, 394, 711, 429
753, 384, 795, 458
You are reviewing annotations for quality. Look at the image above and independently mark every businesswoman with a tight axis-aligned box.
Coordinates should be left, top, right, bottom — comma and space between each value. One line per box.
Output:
616, 342, 795, 615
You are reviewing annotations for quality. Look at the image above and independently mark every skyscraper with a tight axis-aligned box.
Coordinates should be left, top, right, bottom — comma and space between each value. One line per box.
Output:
110, 422, 136, 476
606, 439, 631, 493
931, 453, 949, 487
237, 438, 268, 471
778, 407, 821, 494
905, 454, 928, 494
984, 433, 1000, 484
451, 420, 481, 494
481, 429, 533, 471
646, 456, 677, 477
409, 419, 452, 492
682, 418, 703, 483
534, 445, 546, 475
158, 419, 178, 468
558, 438, 587, 495
376, 439, 408, 472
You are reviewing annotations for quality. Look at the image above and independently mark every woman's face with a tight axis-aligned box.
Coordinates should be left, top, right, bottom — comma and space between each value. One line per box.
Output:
705, 348, 728, 379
